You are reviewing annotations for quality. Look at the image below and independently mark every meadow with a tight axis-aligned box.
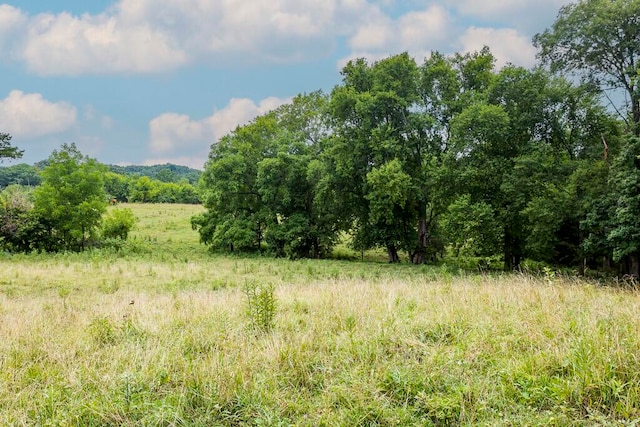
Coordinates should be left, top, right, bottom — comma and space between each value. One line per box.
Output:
1, 204, 639, 426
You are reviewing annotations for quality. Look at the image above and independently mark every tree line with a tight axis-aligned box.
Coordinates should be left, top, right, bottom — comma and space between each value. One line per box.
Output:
193, 0, 640, 275
0, 161, 201, 204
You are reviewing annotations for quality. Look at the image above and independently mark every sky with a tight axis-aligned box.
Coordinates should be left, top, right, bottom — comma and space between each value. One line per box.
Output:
0, 0, 572, 169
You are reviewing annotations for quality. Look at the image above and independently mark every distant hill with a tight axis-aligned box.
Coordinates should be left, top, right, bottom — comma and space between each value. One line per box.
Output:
107, 164, 202, 185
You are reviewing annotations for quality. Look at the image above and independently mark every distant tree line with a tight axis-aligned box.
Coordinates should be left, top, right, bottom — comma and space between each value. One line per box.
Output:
108, 163, 201, 185
0, 162, 202, 204
193, 0, 640, 276
104, 173, 200, 204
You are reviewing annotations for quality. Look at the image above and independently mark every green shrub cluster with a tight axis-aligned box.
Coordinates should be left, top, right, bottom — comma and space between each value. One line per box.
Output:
0, 145, 137, 253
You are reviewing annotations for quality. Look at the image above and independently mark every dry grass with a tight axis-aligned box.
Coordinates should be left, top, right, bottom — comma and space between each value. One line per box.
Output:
1, 204, 640, 425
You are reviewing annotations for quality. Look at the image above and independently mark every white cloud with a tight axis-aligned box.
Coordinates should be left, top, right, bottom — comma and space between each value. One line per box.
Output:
0, 5, 27, 58
1, 0, 381, 75
149, 113, 210, 153
0, 90, 77, 138
341, 5, 453, 68
22, 12, 188, 75
148, 96, 290, 168
459, 27, 537, 69
0, 5, 26, 37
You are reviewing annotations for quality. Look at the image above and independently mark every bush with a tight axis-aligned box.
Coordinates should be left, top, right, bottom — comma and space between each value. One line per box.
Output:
102, 208, 136, 240
0, 185, 44, 252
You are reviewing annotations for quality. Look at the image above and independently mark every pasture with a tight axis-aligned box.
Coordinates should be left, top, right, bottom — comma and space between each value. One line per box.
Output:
1, 204, 639, 425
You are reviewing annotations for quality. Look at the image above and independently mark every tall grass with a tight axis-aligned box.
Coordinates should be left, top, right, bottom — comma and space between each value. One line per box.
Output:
0, 204, 639, 425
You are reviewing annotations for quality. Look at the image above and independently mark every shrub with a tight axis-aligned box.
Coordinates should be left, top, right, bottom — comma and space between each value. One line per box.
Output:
243, 280, 276, 333
102, 208, 136, 240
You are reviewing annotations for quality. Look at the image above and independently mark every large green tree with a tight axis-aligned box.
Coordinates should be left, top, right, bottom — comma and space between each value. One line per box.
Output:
33, 143, 107, 251
328, 53, 442, 263
257, 92, 339, 258
194, 92, 339, 257
193, 113, 280, 252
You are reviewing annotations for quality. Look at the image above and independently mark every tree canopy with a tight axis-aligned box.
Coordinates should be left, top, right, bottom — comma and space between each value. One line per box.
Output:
534, 0, 640, 134
33, 143, 107, 251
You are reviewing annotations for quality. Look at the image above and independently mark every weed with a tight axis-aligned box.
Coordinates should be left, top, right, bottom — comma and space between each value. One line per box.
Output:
244, 280, 277, 333
88, 316, 119, 345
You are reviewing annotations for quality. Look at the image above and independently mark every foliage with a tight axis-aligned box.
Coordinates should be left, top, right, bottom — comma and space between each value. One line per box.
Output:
0, 163, 41, 188
128, 176, 200, 204
108, 163, 201, 185
103, 171, 130, 202
607, 136, 640, 274
243, 280, 277, 333
33, 143, 107, 251
441, 194, 502, 257
0, 132, 23, 161
0, 185, 42, 252
534, 0, 640, 134
101, 208, 137, 240
195, 92, 337, 258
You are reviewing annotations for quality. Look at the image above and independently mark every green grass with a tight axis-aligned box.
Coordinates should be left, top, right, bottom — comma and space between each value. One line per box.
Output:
1, 203, 640, 425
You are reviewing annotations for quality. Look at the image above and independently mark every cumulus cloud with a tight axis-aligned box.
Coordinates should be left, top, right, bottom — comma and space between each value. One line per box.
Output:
342, 4, 453, 66
149, 113, 210, 154
148, 96, 290, 168
0, 90, 77, 138
340, 3, 547, 70
459, 27, 538, 69
0, 5, 27, 58
22, 12, 188, 75
2, 0, 381, 75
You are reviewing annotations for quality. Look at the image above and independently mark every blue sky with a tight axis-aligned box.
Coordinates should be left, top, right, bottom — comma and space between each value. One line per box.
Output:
0, 0, 571, 169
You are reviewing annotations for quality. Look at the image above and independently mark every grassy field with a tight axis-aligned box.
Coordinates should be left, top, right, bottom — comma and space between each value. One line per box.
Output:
1, 204, 640, 425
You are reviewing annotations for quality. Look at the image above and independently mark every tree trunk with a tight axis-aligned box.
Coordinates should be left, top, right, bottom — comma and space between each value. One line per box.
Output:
503, 226, 522, 271
256, 221, 262, 250
630, 253, 640, 278
312, 238, 320, 259
386, 244, 400, 263
503, 229, 513, 271
412, 216, 429, 264
633, 98, 640, 136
